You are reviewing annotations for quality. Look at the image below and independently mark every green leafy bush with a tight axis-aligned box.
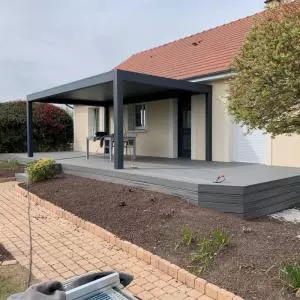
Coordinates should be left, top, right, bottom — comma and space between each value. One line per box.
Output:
228, 3, 300, 136
0, 101, 73, 153
191, 228, 230, 275
26, 159, 55, 183
280, 262, 300, 293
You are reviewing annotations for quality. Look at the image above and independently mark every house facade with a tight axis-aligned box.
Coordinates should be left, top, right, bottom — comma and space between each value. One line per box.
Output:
73, 0, 300, 167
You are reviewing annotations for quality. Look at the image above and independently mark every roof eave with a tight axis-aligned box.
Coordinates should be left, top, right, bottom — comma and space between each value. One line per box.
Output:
187, 70, 234, 83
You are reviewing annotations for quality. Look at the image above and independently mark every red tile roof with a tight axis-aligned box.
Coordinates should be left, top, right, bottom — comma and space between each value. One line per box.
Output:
117, 14, 259, 80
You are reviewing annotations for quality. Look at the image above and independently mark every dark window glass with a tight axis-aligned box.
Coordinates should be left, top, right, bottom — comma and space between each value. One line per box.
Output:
135, 104, 146, 129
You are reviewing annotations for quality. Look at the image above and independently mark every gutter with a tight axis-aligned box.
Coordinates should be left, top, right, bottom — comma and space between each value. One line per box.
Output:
188, 70, 235, 83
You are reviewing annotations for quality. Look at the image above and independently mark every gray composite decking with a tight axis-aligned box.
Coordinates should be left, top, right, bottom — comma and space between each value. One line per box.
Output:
3, 152, 300, 219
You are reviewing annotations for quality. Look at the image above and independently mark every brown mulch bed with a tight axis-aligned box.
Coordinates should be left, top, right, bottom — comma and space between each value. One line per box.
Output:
0, 243, 14, 262
22, 175, 300, 300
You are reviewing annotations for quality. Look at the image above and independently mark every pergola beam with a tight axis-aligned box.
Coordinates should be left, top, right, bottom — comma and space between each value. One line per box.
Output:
29, 90, 197, 107
118, 69, 211, 94
123, 90, 190, 105
34, 98, 111, 107
27, 70, 114, 102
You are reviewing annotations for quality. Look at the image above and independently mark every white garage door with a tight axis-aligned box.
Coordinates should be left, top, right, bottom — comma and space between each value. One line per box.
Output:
233, 125, 268, 164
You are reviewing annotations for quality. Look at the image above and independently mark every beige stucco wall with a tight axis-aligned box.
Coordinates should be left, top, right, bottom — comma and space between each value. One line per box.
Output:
136, 99, 175, 157
271, 134, 300, 167
211, 80, 233, 162
73, 105, 104, 153
73, 89, 226, 161
191, 94, 206, 160
108, 99, 177, 158
71, 77, 300, 167
73, 106, 88, 152
209, 79, 300, 168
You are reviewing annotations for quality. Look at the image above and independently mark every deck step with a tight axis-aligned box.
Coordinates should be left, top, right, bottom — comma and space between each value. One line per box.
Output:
15, 173, 29, 183
63, 168, 199, 205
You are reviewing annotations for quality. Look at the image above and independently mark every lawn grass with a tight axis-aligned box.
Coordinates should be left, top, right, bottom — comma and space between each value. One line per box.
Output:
0, 265, 27, 300
0, 160, 24, 179
0, 160, 21, 170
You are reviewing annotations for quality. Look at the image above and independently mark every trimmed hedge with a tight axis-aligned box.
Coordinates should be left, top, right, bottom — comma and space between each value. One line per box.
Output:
0, 101, 73, 153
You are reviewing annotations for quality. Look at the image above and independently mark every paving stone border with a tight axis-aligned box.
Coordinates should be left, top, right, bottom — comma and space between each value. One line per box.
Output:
15, 183, 243, 300
0, 259, 18, 266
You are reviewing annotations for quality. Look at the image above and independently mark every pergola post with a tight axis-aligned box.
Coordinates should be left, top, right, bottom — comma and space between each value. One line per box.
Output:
27, 101, 33, 157
205, 92, 212, 161
113, 70, 124, 169
104, 106, 110, 133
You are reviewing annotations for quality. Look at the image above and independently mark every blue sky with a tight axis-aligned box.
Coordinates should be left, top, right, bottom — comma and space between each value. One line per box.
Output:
0, 0, 264, 101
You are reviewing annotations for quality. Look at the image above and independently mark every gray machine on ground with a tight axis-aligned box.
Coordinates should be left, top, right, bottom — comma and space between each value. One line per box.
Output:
8, 272, 138, 300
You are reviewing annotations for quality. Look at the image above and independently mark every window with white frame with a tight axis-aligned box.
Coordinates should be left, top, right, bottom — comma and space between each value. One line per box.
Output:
127, 103, 147, 131
134, 104, 147, 130
134, 104, 146, 129
91, 108, 99, 134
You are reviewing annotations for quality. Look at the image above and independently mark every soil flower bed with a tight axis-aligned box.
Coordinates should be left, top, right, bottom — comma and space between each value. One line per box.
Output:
22, 174, 300, 300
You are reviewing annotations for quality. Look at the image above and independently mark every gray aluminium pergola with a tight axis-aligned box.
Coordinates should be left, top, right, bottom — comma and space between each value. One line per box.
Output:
27, 69, 212, 169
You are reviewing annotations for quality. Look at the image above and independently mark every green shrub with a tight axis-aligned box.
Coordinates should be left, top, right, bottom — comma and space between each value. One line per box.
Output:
191, 228, 230, 275
26, 159, 55, 183
280, 262, 300, 293
0, 101, 73, 153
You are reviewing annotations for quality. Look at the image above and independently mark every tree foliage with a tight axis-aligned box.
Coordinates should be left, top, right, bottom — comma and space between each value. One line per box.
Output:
0, 101, 73, 153
228, 3, 300, 136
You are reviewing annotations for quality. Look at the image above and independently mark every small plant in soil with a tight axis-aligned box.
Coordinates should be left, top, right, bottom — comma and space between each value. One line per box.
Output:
280, 262, 300, 294
176, 225, 198, 249
191, 228, 230, 275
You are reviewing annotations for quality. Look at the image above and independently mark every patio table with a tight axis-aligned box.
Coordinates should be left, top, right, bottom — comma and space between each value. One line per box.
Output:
104, 135, 136, 162
86, 135, 136, 161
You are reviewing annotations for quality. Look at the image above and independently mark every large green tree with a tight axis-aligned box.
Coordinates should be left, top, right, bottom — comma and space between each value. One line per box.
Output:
228, 3, 300, 136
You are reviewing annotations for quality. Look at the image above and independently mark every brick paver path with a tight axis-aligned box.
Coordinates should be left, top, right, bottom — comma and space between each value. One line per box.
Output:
0, 182, 213, 300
